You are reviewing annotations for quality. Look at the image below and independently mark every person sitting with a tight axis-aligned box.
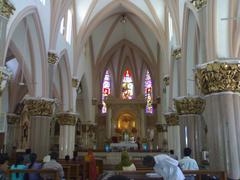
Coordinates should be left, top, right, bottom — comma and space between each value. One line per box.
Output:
116, 151, 136, 171
169, 149, 178, 160
143, 154, 185, 180
10, 155, 27, 180
23, 148, 31, 164
85, 150, 98, 180
42, 152, 64, 180
179, 148, 199, 180
27, 153, 42, 180
0, 153, 9, 180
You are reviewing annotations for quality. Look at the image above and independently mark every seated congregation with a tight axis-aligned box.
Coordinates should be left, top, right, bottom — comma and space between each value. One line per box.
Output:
0, 147, 226, 180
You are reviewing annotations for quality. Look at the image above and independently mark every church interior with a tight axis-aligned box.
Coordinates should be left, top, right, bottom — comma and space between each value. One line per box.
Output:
0, 0, 240, 179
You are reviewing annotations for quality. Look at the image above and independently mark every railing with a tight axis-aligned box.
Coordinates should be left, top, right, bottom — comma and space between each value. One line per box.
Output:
7, 169, 60, 180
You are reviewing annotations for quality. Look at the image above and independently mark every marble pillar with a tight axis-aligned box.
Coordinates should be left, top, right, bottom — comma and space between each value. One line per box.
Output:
196, 60, 240, 179
106, 106, 112, 139
48, 51, 58, 95
156, 123, 168, 151
23, 97, 55, 159
164, 112, 181, 158
174, 96, 206, 162
0, 0, 15, 65
56, 112, 79, 158
6, 113, 20, 153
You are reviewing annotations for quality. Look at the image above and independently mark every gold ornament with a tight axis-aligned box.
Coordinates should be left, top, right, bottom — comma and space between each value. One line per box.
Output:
55, 112, 79, 126
174, 96, 205, 115
72, 78, 79, 88
0, 0, 15, 18
196, 61, 240, 95
163, 76, 170, 86
164, 112, 179, 126
156, 124, 168, 132
190, 0, 207, 10
172, 48, 182, 60
48, 52, 59, 64
24, 97, 55, 116
7, 113, 20, 124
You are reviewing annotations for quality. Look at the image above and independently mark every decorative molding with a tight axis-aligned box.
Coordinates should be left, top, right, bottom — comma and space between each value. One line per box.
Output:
172, 48, 182, 60
72, 78, 79, 88
7, 113, 20, 124
23, 97, 55, 116
0, 0, 15, 19
55, 112, 79, 126
196, 61, 240, 95
163, 75, 170, 86
174, 96, 205, 115
0, 66, 12, 95
156, 123, 168, 132
164, 112, 179, 126
190, 0, 207, 10
48, 51, 59, 64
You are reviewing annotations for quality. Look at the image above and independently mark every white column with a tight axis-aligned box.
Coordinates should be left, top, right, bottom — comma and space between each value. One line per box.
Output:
56, 112, 79, 158
47, 51, 58, 96
106, 106, 112, 139
140, 107, 146, 138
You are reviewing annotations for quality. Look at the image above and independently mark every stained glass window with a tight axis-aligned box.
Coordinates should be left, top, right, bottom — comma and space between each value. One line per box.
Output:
102, 70, 111, 113
121, 69, 134, 99
144, 70, 153, 113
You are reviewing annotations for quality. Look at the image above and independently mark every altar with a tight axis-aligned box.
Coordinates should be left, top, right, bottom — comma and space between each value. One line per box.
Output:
110, 141, 138, 151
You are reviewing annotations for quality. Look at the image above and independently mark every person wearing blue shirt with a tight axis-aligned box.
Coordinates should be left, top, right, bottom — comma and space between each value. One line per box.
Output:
10, 155, 27, 180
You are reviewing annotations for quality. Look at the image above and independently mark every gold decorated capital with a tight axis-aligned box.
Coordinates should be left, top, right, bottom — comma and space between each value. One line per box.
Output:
48, 51, 59, 64
23, 97, 55, 116
164, 112, 179, 126
55, 112, 79, 126
7, 113, 20, 124
72, 78, 79, 88
0, 0, 15, 18
174, 96, 205, 115
190, 0, 207, 10
172, 48, 182, 60
156, 124, 168, 132
163, 75, 170, 86
195, 61, 240, 95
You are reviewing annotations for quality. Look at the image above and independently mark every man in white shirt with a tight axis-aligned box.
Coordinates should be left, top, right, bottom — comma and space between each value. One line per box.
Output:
179, 148, 199, 180
143, 154, 185, 180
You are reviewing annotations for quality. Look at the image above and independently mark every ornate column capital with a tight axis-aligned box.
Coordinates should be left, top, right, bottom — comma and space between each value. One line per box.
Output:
163, 75, 170, 86
190, 0, 207, 10
174, 96, 205, 115
156, 123, 168, 132
55, 112, 79, 126
7, 113, 20, 124
72, 77, 79, 88
164, 112, 179, 126
0, 66, 12, 95
0, 0, 15, 19
196, 60, 240, 95
48, 51, 59, 64
23, 97, 55, 116
172, 48, 182, 60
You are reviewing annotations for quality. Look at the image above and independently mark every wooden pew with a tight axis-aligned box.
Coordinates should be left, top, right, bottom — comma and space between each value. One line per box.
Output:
7, 169, 60, 180
115, 170, 227, 180
59, 160, 85, 180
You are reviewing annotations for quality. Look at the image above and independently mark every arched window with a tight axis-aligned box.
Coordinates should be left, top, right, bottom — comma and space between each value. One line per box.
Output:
121, 69, 134, 99
102, 70, 111, 113
144, 70, 153, 113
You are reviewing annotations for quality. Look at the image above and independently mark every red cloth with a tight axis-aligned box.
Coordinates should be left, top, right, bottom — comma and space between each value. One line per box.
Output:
87, 151, 98, 180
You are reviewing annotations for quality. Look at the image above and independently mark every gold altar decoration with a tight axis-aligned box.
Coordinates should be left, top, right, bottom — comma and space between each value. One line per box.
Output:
164, 112, 179, 126
7, 113, 20, 124
190, 0, 207, 10
156, 124, 168, 132
163, 75, 170, 86
72, 78, 79, 88
55, 112, 79, 126
172, 48, 182, 60
195, 61, 240, 95
174, 96, 205, 115
23, 97, 55, 116
48, 51, 59, 64
0, 0, 15, 18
